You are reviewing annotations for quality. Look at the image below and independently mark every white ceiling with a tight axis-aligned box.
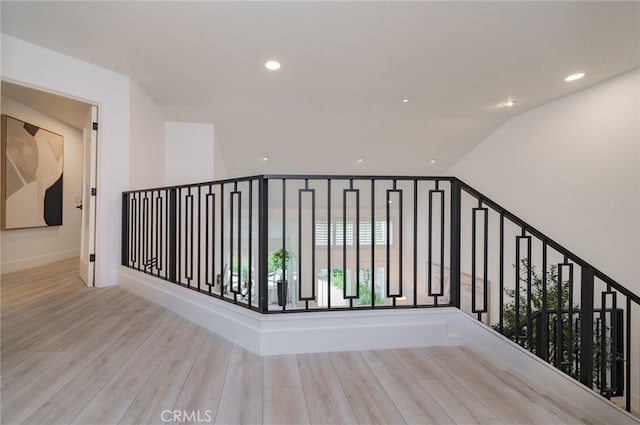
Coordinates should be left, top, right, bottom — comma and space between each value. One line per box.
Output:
2, 1, 639, 177
1, 81, 92, 130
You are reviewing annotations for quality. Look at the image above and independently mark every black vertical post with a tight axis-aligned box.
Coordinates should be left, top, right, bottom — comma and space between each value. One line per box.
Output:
541, 242, 549, 360
449, 179, 461, 308
625, 297, 631, 411
580, 265, 595, 388
258, 177, 269, 313
413, 180, 418, 307
535, 313, 544, 356
499, 213, 504, 333
197, 186, 201, 291
248, 181, 253, 308
168, 188, 178, 282
121, 193, 130, 266
327, 179, 332, 310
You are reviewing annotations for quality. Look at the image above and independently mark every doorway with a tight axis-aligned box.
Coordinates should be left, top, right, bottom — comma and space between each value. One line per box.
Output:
0, 80, 99, 286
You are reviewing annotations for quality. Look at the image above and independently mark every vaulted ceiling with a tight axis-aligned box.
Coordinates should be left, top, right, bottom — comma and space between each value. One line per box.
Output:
2, 1, 639, 176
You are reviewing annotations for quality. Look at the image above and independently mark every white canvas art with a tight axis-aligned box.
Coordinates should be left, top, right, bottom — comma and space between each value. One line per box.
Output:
2, 115, 64, 229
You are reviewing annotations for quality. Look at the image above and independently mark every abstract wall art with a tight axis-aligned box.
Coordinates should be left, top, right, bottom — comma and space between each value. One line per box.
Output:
1, 115, 64, 230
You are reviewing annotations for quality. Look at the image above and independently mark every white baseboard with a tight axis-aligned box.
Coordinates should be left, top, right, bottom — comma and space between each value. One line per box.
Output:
1, 249, 79, 274
118, 267, 638, 424
258, 309, 451, 355
118, 267, 453, 355
449, 312, 640, 424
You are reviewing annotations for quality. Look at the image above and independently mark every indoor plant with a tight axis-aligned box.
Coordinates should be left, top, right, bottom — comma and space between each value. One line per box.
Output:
270, 248, 291, 306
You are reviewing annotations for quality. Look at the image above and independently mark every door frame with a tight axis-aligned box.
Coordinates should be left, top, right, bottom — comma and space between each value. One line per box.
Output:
1, 78, 101, 284
79, 105, 99, 286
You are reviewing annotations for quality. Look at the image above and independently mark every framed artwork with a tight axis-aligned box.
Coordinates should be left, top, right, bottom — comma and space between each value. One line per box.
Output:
1, 114, 64, 230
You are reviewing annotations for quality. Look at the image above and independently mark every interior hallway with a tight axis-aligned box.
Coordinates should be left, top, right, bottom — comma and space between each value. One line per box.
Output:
0, 259, 620, 424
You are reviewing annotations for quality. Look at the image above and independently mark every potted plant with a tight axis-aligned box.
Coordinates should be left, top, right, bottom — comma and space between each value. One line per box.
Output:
270, 248, 291, 306
493, 259, 622, 392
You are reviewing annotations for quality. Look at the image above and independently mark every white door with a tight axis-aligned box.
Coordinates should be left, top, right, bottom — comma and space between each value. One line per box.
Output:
79, 106, 98, 287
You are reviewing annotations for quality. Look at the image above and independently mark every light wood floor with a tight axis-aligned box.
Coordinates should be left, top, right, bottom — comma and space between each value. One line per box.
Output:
0, 259, 620, 424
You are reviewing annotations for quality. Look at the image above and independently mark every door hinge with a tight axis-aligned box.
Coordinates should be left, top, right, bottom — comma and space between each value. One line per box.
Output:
91, 187, 97, 196
89, 254, 96, 262
92, 122, 98, 131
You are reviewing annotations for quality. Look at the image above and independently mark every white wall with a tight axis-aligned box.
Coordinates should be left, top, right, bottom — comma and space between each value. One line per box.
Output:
1, 34, 131, 286
1, 96, 83, 272
448, 69, 640, 294
164, 121, 215, 186
129, 81, 165, 189
449, 71, 640, 408
213, 128, 228, 180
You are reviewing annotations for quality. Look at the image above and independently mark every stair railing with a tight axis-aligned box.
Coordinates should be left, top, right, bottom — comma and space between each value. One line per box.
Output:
122, 175, 639, 413
458, 180, 639, 412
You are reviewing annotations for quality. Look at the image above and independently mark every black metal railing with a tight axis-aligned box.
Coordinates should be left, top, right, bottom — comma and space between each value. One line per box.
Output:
122, 175, 639, 413
502, 308, 625, 397
458, 181, 640, 413
122, 176, 262, 311
123, 176, 458, 312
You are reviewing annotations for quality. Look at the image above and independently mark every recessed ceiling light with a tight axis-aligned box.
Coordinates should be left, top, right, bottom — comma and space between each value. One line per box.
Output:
564, 72, 585, 82
357, 157, 364, 163
262, 156, 269, 161
265, 60, 281, 71
500, 99, 517, 108
430, 159, 437, 164
402, 98, 410, 103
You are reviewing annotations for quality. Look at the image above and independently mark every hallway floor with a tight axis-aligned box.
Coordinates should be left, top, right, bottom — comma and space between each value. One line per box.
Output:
0, 259, 626, 424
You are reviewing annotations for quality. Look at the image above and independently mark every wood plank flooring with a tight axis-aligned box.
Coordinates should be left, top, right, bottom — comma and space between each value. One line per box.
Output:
0, 259, 622, 424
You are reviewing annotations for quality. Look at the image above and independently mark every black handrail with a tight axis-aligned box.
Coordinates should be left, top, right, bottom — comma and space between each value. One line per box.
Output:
457, 179, 640, 305
121, 174, 639, 414
455, 177, 638, 413
122, 175, 264, 195
122, 174, 639, 304
123, 175, 637, 303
